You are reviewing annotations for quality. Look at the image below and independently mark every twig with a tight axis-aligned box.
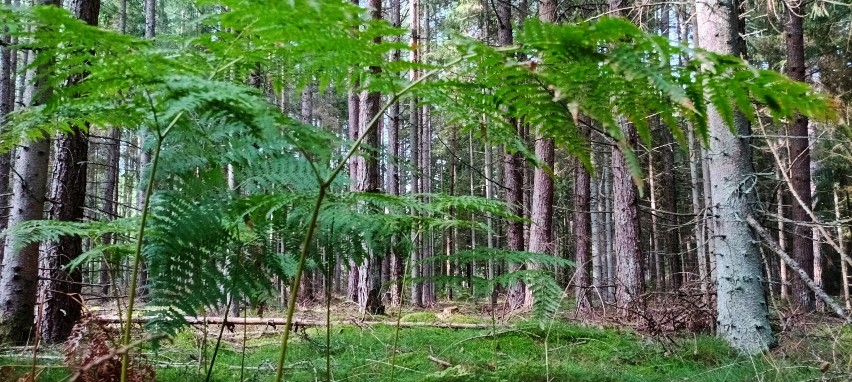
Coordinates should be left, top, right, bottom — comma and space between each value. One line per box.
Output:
427, 355, 452, 368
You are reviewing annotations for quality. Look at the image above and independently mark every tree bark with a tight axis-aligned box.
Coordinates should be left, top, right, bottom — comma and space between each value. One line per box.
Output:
572, 125, 591, 309
835, 185, 851, 310
695, 0, 775, 353
526, 0, 558, 309
496, 0, 526, 312
0, 2, 13, 266
784, 0, 815, 312
346, 68, 361, 305
0, 0, 62, 345
607, 0, 644, 318
136, 0, 157, 300
408, 0, 423, 307
386, 0, 403, 308
37, 0, 100, 344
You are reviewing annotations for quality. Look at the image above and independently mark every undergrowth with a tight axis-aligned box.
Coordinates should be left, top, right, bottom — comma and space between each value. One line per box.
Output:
0, 320, 834, 382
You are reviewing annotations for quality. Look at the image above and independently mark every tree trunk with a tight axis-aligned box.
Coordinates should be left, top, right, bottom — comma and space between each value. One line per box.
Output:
497, 0, 526, 312
346, 68, 361, 305
298, 83, 315, 305
0, 5, 13, 266
136, 0, 157, 300
572, 123, 591, 309
611, 120, 644, 317
835, 185, 850, 310
784, 0, 815, 312
590, 138, 602, 293
353, 0, 383, 314
526, 0, 558, 309
607, 0, 644, 318
660, 130, 681, 289
37, 0, 100, 344
0, 0, 61, 345
408, 0, 423, 308
386, 0, 403, 308
695, 0, 775, 352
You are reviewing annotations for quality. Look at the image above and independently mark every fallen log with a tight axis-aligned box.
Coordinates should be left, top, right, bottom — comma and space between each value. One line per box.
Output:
93, 315, 496, 329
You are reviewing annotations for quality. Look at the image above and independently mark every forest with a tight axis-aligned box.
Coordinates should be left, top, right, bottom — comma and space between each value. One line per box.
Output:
0, 0, 850, 380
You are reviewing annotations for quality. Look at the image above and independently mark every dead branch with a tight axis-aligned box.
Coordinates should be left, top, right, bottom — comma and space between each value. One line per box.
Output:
427, 355, 453, 368
746, 214, 852, 323
92, 315, 495, 329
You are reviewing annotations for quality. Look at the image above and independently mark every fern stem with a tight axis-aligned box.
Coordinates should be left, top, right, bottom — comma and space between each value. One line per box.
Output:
119, 111, 184, 382
273, 185, 326, 382
205, 297, 232, 382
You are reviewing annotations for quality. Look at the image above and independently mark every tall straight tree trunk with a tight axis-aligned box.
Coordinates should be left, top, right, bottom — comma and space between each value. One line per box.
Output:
835, 185, 850, 310
648, 140, 662, 288
346, 69, 361, 304
497, 0, 526, 311
387, 0, 403, 307
590, 139, 603, 292
527, 0, 559, 308
409, 0, 423, 307
611, 118, 644, 317
136, 0, 157, 299
356, 0, 383, 314
688, 124, 708, 296
0, 1, 13, 266
695, 0, 775, 353
38, 0, 100, 344
298, 83, 315, 305
784, 0, 815, 312
0, 0, 61, 345
420, 6, 436, 306
100, 0, 126, 297
603, 152, 615, 302
446, 126, 457, 300
573, 124, 591, 309
608, 0, 644, 318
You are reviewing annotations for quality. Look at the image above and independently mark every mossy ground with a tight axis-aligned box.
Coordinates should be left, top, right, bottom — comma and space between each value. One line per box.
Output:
2, 316, 847, 382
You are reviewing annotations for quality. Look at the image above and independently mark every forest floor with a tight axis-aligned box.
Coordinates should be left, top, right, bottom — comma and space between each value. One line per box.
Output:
1, 299, 851, 381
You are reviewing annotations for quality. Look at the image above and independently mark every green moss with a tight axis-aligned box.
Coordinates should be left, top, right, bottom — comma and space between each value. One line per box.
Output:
400, 312, 439, 322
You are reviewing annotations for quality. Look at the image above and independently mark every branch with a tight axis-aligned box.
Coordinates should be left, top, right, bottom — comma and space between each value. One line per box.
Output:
746, 214, 851, 323
93, 315, 495, 329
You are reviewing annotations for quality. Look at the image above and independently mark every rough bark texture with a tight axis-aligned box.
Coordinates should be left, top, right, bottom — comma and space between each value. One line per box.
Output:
0, 8, 13, 266
387, 0, 403, 308
37, 0, 100, 344
408, 0, 423, 307
526, 0, 558, 308
784, 0, 815, 312
695, 0, 775, 353
356, 0, 383, 314
144, 0, 155, 39
346, 84, 361, 304
607, 0, 644, 318
298, 84, 315, 305
573, 147, 591, 309
99, 127, 120, 295
0, 0, 60, 345
497, 0, 526, 311
612, 121, 644, 317
660, 128, 681, 289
